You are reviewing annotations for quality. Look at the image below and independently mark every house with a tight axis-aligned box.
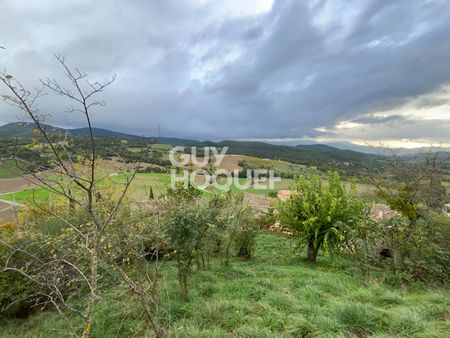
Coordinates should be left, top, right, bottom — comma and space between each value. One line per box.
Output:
277, 190, 292, 201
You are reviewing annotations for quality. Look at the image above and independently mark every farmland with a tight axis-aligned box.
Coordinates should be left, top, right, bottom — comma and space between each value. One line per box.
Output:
0, 165, 17, 179
0, 170, 380, 205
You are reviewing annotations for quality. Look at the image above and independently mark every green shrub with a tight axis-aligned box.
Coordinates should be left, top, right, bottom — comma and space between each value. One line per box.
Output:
267, 191, 277, 198
0, 230, 87, 319
0, 262, 36, 318
277, 171, 366, 262
221, 193, 258, 264
348, 210, 450, 285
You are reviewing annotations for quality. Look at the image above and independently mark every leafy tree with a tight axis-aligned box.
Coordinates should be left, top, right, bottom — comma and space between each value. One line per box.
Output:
277, 171, 365, 262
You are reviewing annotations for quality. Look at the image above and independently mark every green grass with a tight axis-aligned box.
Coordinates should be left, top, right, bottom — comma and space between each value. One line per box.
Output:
240, 156, 309, 177
0, 171, 381, 203
0, 162, 20, 179
1, 233, 448, 337
151, 143, 174, 151
0, 188, 51, 205
115, 172, 172, 200
119, 172, 291, 199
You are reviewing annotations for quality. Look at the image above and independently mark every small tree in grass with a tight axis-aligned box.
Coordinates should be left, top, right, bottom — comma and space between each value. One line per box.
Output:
148, 186, 155, 200
277, 171, 365, 262
161, 190, 224, 300
222, 193, 257, 265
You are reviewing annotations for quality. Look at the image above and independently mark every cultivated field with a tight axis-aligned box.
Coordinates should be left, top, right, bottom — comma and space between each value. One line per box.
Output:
0, 170, 379, 211
0, 176, 35, 194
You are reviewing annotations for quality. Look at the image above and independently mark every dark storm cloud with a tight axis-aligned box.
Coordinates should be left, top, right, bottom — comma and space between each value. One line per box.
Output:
0, 0, 449, 142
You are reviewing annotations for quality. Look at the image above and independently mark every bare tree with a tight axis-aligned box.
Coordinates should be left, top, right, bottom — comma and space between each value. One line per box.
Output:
372, 149, 447, 224
0, 55, 163, 337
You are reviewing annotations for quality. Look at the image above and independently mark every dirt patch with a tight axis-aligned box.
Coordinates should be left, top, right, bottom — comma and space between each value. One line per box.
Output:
179, 154, 244, 172
0, 201, 17, 221
370, 203, 400, 221
217, 155, 244, 172
244, 193, 271, 215
0, 176, 36, 194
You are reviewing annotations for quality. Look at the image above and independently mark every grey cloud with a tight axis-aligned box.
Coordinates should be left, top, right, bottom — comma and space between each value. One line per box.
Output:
0, 0, 449, 143
351, 114, 406, 125
415, 97, 449, 109
320, 118, 450, 142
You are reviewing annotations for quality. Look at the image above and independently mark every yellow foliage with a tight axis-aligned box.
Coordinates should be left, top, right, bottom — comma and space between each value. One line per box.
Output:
0, 219, 15, 233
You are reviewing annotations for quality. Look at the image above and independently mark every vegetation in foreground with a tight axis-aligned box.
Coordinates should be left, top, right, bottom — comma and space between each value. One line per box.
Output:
0, 233, 448, 337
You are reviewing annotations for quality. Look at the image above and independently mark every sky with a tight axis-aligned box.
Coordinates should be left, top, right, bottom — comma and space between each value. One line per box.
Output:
0, 0, 449, 149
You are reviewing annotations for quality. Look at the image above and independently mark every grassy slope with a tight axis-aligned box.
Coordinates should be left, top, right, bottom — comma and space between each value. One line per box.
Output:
239, 155, 309, 177
1, 233, 448, 337
0, 164, 19, 179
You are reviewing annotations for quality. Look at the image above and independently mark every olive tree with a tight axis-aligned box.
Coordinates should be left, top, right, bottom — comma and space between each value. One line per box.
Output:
161, 190, 224, 300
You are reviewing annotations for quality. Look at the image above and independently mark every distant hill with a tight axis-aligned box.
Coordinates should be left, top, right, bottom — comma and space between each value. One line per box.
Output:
296, 144, 340, 152
196, 140, 386, 176
0, 122, 141, 139
314, 141, 450, 156
0, 122, 197, 146
0, 122, 386, 175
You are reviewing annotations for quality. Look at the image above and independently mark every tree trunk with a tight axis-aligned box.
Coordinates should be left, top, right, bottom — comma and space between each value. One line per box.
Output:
225, 240, 231, 267
177, 255, 189, 300
82, 243, 98, 338
179, 274, 188, 300
306, 241, 319, 263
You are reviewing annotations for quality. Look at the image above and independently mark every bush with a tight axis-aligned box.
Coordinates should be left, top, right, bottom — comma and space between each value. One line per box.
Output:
0, 190, 162, 319
267, 191, 277, 198
0, 243, 37, 318
347, 210, 450, 285
393, 211, 450, 284
0, 227, 87, 318
277, 171, 366, 262
221, 194, 258, 264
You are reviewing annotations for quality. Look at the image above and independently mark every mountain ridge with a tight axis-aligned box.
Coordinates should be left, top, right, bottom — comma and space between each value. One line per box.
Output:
0, 122, 197, 146
2, 121, 447, 155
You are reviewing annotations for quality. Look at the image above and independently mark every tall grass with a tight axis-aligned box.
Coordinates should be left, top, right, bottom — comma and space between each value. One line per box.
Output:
1, 233, 449, 337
